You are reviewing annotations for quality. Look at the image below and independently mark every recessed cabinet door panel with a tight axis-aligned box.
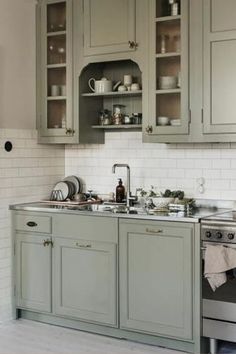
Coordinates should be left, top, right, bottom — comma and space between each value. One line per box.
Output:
54, 238, 117, 326
203, 0, 236, 134
84, 0, 136, 56
119, 221, 193, 340
16, 234, 52, 313
211, 0, 236, 32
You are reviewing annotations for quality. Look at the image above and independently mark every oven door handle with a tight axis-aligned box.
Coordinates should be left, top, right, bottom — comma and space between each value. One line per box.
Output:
202, 242, 236, 249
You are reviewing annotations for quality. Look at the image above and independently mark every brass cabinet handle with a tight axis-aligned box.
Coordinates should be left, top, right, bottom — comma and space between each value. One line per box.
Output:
145, 125, 153, 134
146, 228, 163, 234
75, 242, 92, 248
43, 239, 53, 247
66, 128, 75, 135
27, 221, 37, 227
128, 40, 138, 49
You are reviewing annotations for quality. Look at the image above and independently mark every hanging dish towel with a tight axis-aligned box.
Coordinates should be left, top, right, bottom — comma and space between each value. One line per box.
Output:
204, 244, 236, 291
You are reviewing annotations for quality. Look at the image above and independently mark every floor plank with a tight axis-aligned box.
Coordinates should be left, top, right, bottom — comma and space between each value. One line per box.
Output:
0, 319, 186, 354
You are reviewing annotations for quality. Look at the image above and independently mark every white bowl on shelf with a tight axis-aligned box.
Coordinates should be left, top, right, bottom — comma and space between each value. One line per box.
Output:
170, 119, 181, 126
157, 116, 170, 126
159, 76, 177, 90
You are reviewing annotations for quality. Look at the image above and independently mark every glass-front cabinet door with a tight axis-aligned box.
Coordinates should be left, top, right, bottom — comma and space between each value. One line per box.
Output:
146, 0, 189, 138
38, 0, 74, 140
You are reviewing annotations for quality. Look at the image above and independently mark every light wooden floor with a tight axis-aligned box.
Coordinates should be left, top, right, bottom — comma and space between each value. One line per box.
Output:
0, 319, 186, 354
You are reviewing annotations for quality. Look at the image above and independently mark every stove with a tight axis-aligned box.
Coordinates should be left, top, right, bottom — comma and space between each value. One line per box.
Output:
201, 211, 236, 243
201, 210, 236, 353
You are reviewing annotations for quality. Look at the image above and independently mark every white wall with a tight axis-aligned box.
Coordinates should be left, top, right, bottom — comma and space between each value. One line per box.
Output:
0, 0, 36, 129
65, 132, 236, 201
0, 0, 66, 322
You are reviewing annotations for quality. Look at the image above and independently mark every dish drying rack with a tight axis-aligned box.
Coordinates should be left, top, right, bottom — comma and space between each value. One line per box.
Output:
40, 189, 102, 206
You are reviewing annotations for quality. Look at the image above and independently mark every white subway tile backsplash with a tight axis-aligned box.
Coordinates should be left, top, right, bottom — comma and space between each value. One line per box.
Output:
65, 131, 236, 203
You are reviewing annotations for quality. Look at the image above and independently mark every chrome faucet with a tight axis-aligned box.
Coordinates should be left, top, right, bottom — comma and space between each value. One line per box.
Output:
112, 163, 132, 208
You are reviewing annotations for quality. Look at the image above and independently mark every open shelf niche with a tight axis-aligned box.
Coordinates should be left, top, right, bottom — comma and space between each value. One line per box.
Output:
79, 59, 142, 137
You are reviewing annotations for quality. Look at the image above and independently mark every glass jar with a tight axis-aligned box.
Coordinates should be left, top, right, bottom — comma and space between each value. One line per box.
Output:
112, 104, 125, 125
159, 35, 169, 54
99, 109, 111, 125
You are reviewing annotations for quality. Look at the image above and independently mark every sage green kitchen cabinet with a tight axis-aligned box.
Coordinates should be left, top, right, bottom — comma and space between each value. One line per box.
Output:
37, 0, 77, 143
119, 219, 193, 340
37, 0, 103, 144
15, 233, 52, 313
54, 237, 117, 326
203, 0, 236, 135
83, 0, 137, 56
143, 0, 190, 143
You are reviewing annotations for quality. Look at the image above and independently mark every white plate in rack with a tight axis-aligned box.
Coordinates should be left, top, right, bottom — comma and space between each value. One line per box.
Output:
63, 175, 81, 194
53, 181, 69, 200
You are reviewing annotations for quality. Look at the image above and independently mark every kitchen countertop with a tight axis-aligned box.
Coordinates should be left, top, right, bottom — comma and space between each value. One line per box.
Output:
9, 202, 229, 223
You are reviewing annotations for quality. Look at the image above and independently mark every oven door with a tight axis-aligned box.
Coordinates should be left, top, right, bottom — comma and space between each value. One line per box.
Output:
202, 241, 236, 322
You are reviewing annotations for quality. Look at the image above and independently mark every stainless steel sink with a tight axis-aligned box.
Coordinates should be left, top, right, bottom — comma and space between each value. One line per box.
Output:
91, 204, 147, 215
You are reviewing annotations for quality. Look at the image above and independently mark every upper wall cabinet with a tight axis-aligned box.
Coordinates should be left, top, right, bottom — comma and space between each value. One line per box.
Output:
143, 0, 190, 143
37, 0, 104, 144
203, 0, 236, 135
37, 0, 77, 143
83, 0, 137, 56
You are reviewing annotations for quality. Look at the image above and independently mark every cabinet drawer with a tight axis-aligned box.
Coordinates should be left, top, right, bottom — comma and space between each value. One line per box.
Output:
15, 214, 52, 234
119, 219, 193, 238
53, 214, 118, 243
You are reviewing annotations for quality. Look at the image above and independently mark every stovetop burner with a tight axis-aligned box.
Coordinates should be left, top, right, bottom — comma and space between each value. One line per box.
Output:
203, 210, 236, 223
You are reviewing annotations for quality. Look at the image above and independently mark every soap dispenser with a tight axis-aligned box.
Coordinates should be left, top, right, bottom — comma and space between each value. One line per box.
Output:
116, 178, 125, 203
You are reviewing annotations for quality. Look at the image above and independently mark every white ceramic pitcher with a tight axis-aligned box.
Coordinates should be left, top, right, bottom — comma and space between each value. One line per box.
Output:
88, 77, 120, 93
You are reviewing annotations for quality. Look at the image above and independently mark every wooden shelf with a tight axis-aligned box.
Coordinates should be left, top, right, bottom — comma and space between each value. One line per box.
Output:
47, 96, 66, 100
156, 52, 181, 58
47, 30, 66, 36
155, 15, 181, 22
92, 124, 142, 130
156, 88, 181, 94
82, 90, 142, 98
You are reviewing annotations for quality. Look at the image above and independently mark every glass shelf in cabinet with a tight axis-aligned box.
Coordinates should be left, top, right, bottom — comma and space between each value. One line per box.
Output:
47, 30, 66, 37
155, 15, 181, 22
156, 89, 181, 94
156, 52, 181, 58
47, 96, 67, 100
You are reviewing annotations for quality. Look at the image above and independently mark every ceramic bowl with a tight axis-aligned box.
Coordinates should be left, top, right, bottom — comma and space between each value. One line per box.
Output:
157, 116, 169, 126
159, 76, 177, 90
150, 197, 174, 209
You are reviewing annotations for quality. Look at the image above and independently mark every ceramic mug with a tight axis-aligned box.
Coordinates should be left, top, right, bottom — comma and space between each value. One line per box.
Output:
73, 193, 86, 202
124, 74, 132, 86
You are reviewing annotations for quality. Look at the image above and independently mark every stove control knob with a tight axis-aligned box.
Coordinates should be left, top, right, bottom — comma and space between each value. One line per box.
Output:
205, 231, 212, 238
228, 233, 235, 240
216, 232, 223, 239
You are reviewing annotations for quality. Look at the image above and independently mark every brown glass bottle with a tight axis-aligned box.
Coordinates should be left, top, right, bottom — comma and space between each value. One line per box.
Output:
116, 178, 125, 203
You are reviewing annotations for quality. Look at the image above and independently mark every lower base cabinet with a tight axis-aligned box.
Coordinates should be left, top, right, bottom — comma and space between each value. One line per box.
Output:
15, 233, 52, 313
13, 211, 200, 353
54, 238, 117, 326
119, 220, 193, 340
